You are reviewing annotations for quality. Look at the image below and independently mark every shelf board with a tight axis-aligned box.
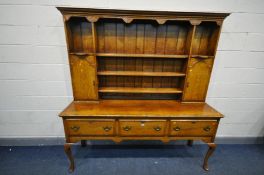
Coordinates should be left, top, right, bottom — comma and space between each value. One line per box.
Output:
69, 52, 189, 59
192, 55, 214, 59
98, 87, 183, 94
69, 52, 93, 56
96, 53, 188, 59
97, 71, 186, 77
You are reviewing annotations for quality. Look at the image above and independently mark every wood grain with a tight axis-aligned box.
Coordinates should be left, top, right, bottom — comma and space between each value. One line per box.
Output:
65, 119, 115, 136
169, 120, 218, 136
119, 120, 166, 136
59, 100, 223, 118
58, 8, 229, 172
97, 71, 186, 77
69, 55, 98, 100
182, 57, 214, 101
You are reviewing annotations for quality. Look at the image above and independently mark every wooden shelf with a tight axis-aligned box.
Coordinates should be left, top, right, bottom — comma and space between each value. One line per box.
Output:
69, 52, 93, 56
98, 87, 183, 94
69, 52, 190, 59
96, 53, 188, 59
69, 52, 189, 59
97, 71, 186, 77
192, 55, 214, 59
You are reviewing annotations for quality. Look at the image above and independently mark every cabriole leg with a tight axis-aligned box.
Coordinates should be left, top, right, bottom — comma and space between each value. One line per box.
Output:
64, 143, 75, 173
187, 140, 193, 146
203, 143, 216, 171
81, 140, 87, 147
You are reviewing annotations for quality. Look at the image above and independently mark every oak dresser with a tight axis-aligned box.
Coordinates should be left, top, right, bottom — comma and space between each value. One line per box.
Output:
57, 7, 229, 172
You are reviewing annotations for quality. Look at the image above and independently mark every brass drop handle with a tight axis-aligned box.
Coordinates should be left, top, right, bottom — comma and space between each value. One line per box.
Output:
153, 126, 161, 131
70, 126, 80, 132
203, 126, 211, 132
173, 127, 181, 131
103, 126, 112, 132
123, 126, 132, 131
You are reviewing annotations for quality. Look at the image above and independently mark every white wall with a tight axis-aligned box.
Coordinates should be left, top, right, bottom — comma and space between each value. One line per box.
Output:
0, 0, 264, 139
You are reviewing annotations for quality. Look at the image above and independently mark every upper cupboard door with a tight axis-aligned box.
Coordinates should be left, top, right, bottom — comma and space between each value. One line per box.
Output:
70, 55, 98, 100
182, 57, 214, 101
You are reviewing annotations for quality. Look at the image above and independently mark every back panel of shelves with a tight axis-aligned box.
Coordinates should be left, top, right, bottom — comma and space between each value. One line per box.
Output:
65, 17, 221, 101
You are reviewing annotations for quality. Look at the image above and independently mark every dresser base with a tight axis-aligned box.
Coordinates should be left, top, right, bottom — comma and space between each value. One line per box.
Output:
60, 100, 222, 172
64, 139, 216, 173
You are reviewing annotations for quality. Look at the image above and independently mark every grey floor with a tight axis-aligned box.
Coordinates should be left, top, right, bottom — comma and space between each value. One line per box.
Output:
0, 142, 264, 175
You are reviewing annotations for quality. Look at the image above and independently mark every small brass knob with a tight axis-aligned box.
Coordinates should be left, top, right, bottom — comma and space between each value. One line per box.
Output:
70, 126, 80, 132
153, 126, 161, 131
203, 126, 211, 132
173, 127, 180, 131
103, 126, 112, 132
123, 126, 132, 131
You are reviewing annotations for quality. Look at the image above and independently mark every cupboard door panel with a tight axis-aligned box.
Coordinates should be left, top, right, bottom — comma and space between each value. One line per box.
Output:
70, 55, 98, 100
182, 57, 213, 101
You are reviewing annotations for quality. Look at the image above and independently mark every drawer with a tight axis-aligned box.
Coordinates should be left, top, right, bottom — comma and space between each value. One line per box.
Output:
169, 120, 218, 136
119, 120, 166, 136
65, 119, 115, 136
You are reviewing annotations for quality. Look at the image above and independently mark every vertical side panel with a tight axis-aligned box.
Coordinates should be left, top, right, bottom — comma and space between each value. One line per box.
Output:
70, 55, 98, 100
208, 26, 221, 56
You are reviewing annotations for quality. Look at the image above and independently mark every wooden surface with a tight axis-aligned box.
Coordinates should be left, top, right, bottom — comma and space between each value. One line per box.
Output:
61, 9, 227, 101
169, 120, 218, 136
63, 118, 218, 143
119, 120, 167, 136
96, 53, 189, 58
57, 7, 229, 23
69, 55, 98, 100
98, 87, 183, 94
183, 57, 214, 101
97, 71, 186, 77
58, 7, 229, 172
59, 100, 223, 118
65, 119, 115, 136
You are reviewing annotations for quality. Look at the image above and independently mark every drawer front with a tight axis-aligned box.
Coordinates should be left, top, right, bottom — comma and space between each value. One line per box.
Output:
65, 119, 115, 136
119, 120, 166, 136
169, 120, 218, 136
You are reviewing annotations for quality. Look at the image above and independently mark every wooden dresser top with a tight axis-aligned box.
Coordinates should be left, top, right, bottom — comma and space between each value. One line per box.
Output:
59, 100, 223, 118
